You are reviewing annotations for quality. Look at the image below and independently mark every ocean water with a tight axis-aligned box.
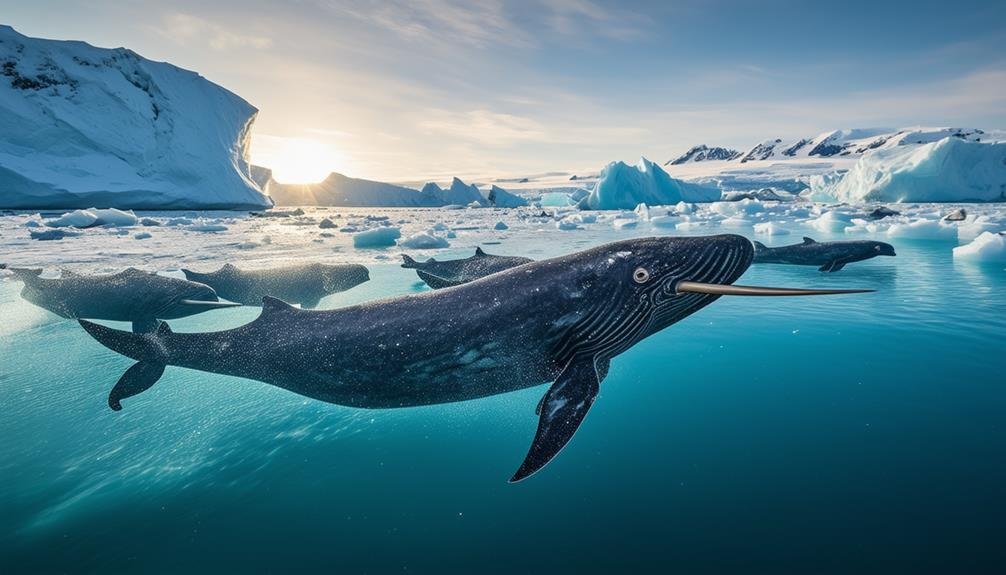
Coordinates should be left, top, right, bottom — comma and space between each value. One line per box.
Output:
1, 234, 1004, 573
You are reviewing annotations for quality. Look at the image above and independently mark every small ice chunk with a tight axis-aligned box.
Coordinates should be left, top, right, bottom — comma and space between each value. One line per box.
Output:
613, 218, 638, 230
953, 232, 1006, 262
188, 224, 228, 233
133, 232, 152, 240
399, 231, 449, 249
753, 222, 790, 236
353, 226, 402, 248
319, 218, 337, 229
494, 221, 509, 230
650, 215, 677, 228
556, 220, 580, 231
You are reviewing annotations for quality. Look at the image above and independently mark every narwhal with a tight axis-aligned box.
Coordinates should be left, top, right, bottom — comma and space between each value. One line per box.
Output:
753, 237, 896, 272
79, 235, 870, 481
402, 247, 533, 289
8, 267, 239, 333
181, 263, 370, 308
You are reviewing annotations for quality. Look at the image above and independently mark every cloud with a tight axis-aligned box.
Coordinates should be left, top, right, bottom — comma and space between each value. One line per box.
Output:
545, 0, 649, 41
419, 109, 549, 144
158, 13, 272, 51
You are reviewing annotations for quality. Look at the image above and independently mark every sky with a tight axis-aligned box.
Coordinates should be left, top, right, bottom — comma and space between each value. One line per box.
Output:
3, 0, 1006, 183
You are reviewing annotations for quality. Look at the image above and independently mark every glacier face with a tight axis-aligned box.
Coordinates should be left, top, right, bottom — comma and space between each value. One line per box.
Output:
813, 138, 1006, 203
0, 26, 271, 210
586, 157, 720, 209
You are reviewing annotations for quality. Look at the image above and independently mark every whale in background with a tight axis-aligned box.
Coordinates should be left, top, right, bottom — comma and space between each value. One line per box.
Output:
182, 263, 369, 308
753, 237, 896, 272
81, 235, 870, 481
7, 267, 238, 332
402, 247, 533, 289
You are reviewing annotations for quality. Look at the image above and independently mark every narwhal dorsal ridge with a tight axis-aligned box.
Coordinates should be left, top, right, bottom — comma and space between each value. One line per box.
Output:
260, 296, 300, 317
475, 247, 488, 257
802, 237, 816, 245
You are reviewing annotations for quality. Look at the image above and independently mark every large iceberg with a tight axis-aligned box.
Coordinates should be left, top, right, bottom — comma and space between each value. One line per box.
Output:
441, 177, 485, 206
585, 157, 720, 210
485, 185, 527, 207
268, 172, 442, 207
810, 138, 1006, 203
0, 26, 271, 210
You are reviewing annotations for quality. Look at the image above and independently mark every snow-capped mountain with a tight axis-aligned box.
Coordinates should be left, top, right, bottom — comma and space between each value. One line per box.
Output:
666, 145, 741, 165
0, 26, 271, 210
670, 127, 996, 166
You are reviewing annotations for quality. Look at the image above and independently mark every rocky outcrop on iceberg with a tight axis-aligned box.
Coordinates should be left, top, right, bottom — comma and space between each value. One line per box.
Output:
0, 26, 271, 210
810, 138, 1006, 203
585, 157, 720, 210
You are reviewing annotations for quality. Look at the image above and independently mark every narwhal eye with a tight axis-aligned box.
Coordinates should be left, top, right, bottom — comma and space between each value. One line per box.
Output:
633, 267, 650, 284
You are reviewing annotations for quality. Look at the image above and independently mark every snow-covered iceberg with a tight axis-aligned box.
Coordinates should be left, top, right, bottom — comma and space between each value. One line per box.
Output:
585, 157, 720, 210
810, 138, 1006, 203
0, 26, 271, 210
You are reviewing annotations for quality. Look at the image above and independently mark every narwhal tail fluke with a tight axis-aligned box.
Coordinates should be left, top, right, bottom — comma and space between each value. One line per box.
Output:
400, 254, 419, 268
78, 320, 171, 411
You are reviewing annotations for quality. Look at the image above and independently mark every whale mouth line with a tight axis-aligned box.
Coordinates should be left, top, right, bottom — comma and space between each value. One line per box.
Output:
178, 299, 243, 308
675, 281, 873, 296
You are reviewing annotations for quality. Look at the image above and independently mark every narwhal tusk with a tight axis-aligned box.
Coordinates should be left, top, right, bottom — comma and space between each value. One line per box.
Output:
676, 281, 873, 296
179, 299, 243, 308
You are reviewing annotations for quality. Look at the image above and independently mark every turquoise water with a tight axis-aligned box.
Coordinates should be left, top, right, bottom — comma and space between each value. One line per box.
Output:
1, 238, 1004, 573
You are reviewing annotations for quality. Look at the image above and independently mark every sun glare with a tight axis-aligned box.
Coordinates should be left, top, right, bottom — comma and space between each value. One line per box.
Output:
251, 135, 344, 184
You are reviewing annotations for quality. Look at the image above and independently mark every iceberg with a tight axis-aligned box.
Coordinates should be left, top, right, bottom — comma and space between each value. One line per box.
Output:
485, 185, 527, 208
0, 26, 271, 210
585, 158, 720, 210
812, 138, 1006, 203
268, 173, 442, 207
46, 208, 138, 228
442, 178, 485, 206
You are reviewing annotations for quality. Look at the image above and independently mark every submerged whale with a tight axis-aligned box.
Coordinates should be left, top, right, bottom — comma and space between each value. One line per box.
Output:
402, 247, 533, 289
182, 263, 369, 308
8, 267, 238, 332
753, 237, 896, 272
80, 235, 870, 481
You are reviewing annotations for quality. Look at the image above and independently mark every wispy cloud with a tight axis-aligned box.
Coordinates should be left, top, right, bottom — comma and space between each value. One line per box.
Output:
156, 13, 272, 51
545, 0, 650, 40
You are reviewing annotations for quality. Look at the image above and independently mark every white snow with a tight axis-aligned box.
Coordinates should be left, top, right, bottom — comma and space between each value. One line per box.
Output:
0, 26, 271, 210
810, 138, 1006, 203
586, 157, 720, 210
953, 232, 1006, 262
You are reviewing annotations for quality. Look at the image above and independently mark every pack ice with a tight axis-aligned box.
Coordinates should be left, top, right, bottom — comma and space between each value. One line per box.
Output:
0, 26, 271, 210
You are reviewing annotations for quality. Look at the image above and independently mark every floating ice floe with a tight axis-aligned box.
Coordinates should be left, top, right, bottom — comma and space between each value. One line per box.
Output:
753, 222, 790, 236
353, 226, 401, 248
585, 157, 720, 210
494, 221, 509, 231
886, 218, 957, 241
953, 232, 1006, 262
399, 231, 449, 249
46, 208, 138, 228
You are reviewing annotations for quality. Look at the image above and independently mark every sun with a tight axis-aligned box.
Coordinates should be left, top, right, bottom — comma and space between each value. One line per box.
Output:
250, 135, 345, 184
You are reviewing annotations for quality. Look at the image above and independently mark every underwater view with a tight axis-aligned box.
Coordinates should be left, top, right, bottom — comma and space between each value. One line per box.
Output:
3, 1, 1006, 573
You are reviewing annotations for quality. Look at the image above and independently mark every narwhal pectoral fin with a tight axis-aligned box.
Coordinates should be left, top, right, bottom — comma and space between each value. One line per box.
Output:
511, 358, 601, 483
818, 259, 847, 272
108, 361, 166, 411
416, 270, 457, 290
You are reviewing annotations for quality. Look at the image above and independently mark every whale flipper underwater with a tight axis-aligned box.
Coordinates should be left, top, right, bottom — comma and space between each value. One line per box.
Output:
9, 267, 239, 333
80, 235, 872, 481
182, 263, 369, 308
402, 247, 533, 289
753, 237, 896, 272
